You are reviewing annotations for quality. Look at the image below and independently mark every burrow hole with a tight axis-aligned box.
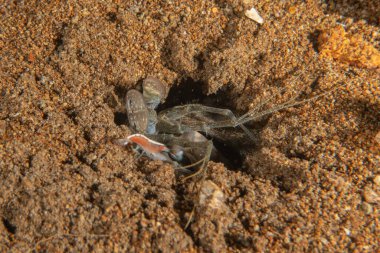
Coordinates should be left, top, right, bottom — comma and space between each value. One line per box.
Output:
114, 77, 260, 170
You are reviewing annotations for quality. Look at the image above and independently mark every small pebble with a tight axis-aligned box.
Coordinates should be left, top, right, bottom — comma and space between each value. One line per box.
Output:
363, 187, 380, 204
211, 7, 218, 14
288, 6, 297, 15
199, 180, 225, 209
0, 120, 6, 136
374, 175, 380, 186
343, 228, 351, 236
245, 7, 264, 24
375, 131, 380, 144
361, 202, 373, 215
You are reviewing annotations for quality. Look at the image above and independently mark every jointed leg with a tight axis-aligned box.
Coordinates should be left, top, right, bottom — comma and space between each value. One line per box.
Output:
236, 88, 336, 126
160, 104, 236, 119
181, 140, 213, 182
182, 140, 213, 229
160, 104, 256, 139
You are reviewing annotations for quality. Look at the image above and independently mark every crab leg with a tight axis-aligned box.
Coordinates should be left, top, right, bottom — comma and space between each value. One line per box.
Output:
157, 104, 254, 137
181, 140, 213, 181
235, 90, 334, 126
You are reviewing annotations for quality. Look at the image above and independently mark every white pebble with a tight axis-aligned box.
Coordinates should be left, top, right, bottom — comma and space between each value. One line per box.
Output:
245, 7, 264, 24
199, 180, 225, 209
374, 175, 380, 186
363, 187, 380, 204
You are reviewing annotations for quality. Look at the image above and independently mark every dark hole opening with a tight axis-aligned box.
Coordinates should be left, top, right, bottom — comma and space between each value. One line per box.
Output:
158, 77, 233, 110
114, 111, 128, 125
114, 77, 258, 170
210, 136, 244, 169
158, 77, 249, 170
2, 218, 16, 234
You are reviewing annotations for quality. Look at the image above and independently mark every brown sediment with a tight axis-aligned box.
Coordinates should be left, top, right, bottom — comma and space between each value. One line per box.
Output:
0, 0, 379, 252
318, 25, 380, 69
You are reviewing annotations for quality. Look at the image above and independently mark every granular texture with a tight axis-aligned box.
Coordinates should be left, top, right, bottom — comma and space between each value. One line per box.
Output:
318, 25, 380, 69
1, 0, 379, 252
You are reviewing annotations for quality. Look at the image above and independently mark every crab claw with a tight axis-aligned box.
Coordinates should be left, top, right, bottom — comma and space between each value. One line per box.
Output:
115, 134, 172, 162
113, 138, 130, 146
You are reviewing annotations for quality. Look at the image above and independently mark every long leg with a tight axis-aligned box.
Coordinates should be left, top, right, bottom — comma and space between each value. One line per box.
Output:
182, 140, 213, 229
247, 86, 288, 116
181, 140, 213, 181
236, 89, 336, 126
158, 104, 254, 138
159, 104, 237, 123
158, 87, 335, 138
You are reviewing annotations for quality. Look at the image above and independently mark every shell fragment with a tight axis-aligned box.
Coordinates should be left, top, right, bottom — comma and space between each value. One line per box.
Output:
245, 7, 264, 24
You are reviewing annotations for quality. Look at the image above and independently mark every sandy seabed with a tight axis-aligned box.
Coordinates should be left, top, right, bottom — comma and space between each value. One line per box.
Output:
0, 1, 379, 252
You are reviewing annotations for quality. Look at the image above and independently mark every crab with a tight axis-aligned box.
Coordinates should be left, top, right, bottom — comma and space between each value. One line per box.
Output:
115, 76, 335, 228
115, 77, 211, 171
115, 76, 330, 171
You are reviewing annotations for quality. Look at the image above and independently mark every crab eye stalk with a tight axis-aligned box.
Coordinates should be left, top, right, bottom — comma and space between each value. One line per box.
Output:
125, 89, 149, 133
143, 76, 167, 109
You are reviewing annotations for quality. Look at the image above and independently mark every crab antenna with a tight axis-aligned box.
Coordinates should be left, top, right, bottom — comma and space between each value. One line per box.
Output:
248, 86, 288, 115
236, 88, 336, 126
237, 91, 299, 125
239, 124, 256, 142
236, 55, 320, 126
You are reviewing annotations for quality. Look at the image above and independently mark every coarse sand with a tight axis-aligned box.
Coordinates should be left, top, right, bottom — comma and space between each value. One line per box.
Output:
0, 1, 379, 252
